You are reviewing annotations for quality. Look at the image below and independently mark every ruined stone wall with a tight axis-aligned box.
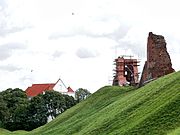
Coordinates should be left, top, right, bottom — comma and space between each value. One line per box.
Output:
139, 32, 174, 86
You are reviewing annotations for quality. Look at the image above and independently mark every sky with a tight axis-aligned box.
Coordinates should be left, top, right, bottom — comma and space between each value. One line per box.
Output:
0, 0, 180, 93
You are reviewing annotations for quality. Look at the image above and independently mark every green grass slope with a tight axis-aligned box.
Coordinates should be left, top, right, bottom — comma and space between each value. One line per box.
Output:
29, 71, 180, 135
168, 127, 180, 135
0, 128, 27, 135
1, 71, 180, 135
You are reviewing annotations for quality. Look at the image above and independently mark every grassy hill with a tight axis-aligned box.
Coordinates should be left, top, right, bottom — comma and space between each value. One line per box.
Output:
1, 71, 180, 135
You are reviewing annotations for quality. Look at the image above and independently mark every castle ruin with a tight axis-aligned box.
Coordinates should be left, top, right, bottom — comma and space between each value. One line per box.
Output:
139, 32, 175, 86
113, 32, 175, 87
113, 56, 140, 86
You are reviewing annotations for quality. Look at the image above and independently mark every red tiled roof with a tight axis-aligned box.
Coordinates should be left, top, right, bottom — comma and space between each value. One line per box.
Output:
26, 83, 56, 97
67, 87, 74, 93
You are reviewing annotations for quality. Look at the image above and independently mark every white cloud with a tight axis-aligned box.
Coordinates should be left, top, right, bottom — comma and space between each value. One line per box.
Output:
0, 64, 21, 72
0, 0, 31, 37
76, 47, 99, 58
0, 0, 179, 92
52, 51, 64, 58
0, 42, 27, 60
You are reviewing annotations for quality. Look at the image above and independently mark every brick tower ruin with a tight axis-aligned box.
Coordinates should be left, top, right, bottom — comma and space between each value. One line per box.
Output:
139, 32, 175, 86
113, 56, 140, 86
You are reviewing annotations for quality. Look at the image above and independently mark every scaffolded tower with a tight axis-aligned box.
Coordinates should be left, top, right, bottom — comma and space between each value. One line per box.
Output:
113, 56, 140, 86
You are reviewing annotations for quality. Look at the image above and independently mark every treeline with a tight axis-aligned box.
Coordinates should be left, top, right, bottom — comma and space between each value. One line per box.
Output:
0, 88, 77, 131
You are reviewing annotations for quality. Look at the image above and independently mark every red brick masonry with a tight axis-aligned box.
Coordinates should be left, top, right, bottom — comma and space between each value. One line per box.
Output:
139, 32, 174, 86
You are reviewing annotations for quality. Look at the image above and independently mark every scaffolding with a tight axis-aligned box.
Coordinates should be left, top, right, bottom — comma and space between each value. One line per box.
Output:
113, 56, 140, 86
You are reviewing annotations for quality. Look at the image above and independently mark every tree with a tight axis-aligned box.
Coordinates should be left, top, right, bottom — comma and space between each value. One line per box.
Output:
11, 103, 29, 130
42, 91, 66, 120
75, 88, 91, 102
0, 88, 77, 131
63, 94, 76, 109
0, 88, 29, 131
0, 95, 9, 127
26, 94, 48, 130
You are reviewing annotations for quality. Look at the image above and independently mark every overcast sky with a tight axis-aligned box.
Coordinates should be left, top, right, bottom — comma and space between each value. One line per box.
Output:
0, 0, 180, 93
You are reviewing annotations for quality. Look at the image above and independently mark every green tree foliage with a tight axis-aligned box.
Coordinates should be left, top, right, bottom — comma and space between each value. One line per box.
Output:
63, 94, 76, 109
0, 95, 9, 127
0, 88, 29, 131
1, 88, 28, 112
0, 88, 76, 131
26, 94, 48, 130
43, 91, 65, 119
75, 88, 91, 102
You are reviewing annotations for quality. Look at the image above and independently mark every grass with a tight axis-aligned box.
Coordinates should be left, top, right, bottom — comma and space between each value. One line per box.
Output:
1, 71, 180, 135
168, 127, 180, 135
0, 128, 28, 135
